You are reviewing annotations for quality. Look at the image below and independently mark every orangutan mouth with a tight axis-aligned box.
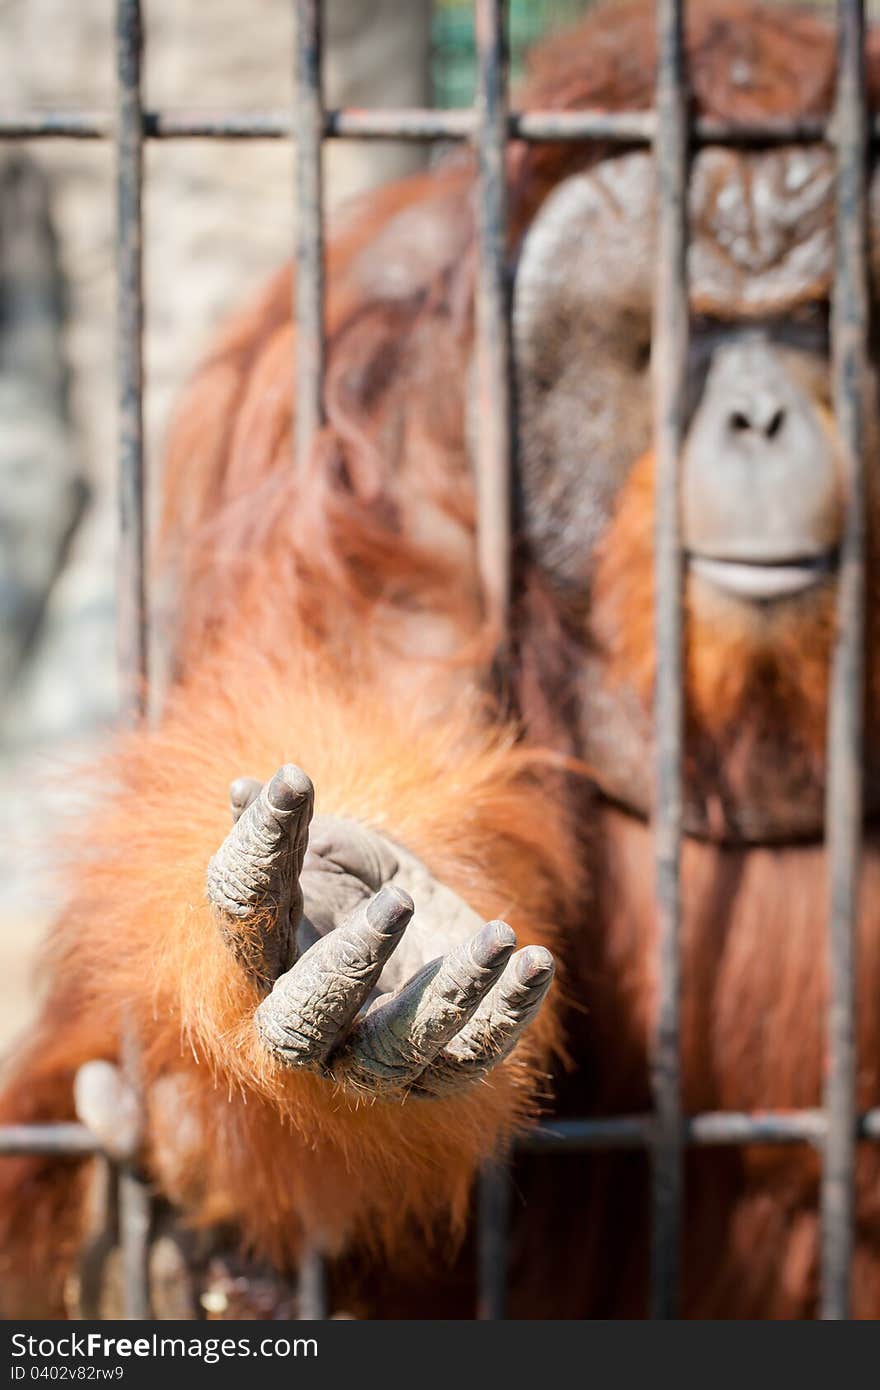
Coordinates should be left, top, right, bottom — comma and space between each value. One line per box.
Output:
688, 549, 838, 600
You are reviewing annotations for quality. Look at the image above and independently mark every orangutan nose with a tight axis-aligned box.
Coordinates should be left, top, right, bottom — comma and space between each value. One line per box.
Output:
727, 391, 786, 441
680, 333, 842, 587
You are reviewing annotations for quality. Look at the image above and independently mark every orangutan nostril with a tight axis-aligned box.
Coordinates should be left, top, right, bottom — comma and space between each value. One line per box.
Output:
728, 404, 786, 440
766, 407, 785, 439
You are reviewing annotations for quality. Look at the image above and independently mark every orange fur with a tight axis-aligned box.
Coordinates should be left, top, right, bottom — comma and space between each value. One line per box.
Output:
0, 594, 580, 1313
593, 806, 880, 1320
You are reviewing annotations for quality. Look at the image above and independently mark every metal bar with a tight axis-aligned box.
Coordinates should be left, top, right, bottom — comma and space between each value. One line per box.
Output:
117, 1164, 152, 1320
650, 0, 689, 1321
512, 111, 835, 146
518, 1111, 832, 1152
116, 1026, 152, 1320
325, 108, 474, 140
518, 1116, 653, 1152
115, 0, 147, 722
294, 0, 325, 473
689, 1112, 825, 1146
0, 1123, 101, 1155
521, 1108, 880, 1154
10, 1105, 880, 1159
0, 112, 113, 138
297, 1247, 328, 1320
821, 0, 869, 1323
474, 2, 513, 1312
291, 5, 327, 1314
7, 109, 880, 146
115, 0, 153, 1322
76, 1157, 119, 1319
473, 0, 513, 638
477, 1160, 511, 1320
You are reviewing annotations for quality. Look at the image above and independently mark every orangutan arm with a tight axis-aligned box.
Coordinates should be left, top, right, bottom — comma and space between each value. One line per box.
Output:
10, 640, 576, 1267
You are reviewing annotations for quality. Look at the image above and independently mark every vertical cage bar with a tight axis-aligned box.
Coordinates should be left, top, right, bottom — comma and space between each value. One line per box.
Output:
476, 1159, 511, 1320
297, 1246, 328, 1320
118, 1023, 151, 1321
473, 0, 513, 1311
115, 0, 147, 722
76, 1157, 119, 1319
473, 0, 513, 639
821, 0, 869, 1322
294, 0, 325, 472
293, 0, 326, 1310
118, 1165, 152, 1319
650, 0, 689, 1320
115, 0, 152, 1319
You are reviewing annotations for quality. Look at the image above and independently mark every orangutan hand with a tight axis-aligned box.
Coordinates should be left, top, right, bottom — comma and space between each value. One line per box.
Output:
206, 765, 554, 1098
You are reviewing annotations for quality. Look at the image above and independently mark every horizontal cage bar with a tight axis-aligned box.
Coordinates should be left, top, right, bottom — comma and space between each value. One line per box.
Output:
519, 1109, 880, 1152
5, 1109, 880, 1158
0, 1124, 102, 1156
0, 108, 876, 145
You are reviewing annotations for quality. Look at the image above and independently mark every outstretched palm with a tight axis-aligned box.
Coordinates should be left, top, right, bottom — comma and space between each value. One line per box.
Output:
206, 765, 555, 1099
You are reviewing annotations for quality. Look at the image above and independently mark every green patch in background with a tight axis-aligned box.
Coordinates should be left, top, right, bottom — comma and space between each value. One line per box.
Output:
431, 0, 593, 107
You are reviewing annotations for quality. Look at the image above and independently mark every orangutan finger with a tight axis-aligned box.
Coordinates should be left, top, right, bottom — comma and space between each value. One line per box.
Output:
254, 885, 414, 1067
334, 920, 516, 1094
414, 945, 556, 1097
207, 764, 314, 986
229, 776, 262, 823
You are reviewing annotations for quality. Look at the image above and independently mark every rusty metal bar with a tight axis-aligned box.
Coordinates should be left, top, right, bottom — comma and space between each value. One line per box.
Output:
473, 0, 513, 1315
477, 1159, 511, 1320
0, 1123, 101, 1155
10, 1104, 880, 1160
518, 1110, 879, 1152
473, 0, 513, 638
8, 108, 880, 146
115, 0, 154, 1323
472, 0, 512, 1313
325, 108, 474, 140
294, 0, 325, 474
536, 1114, 831, 1152
117, 1163, 152, 1319
513, 111, 833, 146
115, 0, 147, 722
76, 1157, 119, 1319
0, 112, 114, 138
821, 0, 870, 1323
519, 1116, 654, 1153
650, 0, 689, 1321
297, 1247, 328, 1320
290, 1, 328, 1315
116, 1027, 151, 1320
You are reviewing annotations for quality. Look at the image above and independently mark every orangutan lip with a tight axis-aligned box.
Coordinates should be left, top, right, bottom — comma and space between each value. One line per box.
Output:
687, 550, 837, 600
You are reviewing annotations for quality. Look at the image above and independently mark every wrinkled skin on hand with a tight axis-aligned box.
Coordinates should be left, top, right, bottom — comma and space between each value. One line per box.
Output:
206, 766, 555, 1100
